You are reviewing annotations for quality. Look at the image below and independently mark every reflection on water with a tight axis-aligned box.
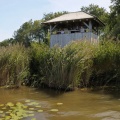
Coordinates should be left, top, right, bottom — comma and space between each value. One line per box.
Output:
0, 86, 120, 120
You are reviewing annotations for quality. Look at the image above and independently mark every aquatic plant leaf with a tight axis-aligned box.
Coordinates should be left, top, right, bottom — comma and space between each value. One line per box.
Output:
26, 111, 34, 113
29, 102, 39, 106
35, 106, 41, 108
28, 114, 34, 116
6, 102, 14, 107
9, 110, 12, 112
31, 118, 36, 120
57, 103, 63, 105
0, 110, 4, 114
6, 111, 11, 114
23, 105, 28, 109
16, 102, 22, 105
10, 107, 16, 109
1, 114, 5, 117
0, 118, 5, 120
23, 114, 29, 117
37, 110, 43, 112
50, 109, 59, 112
25, 100, 31, 103
2, 107, 6, 110
0, 104, 4, 107
29, 108, 35, 110
5, 116, 11, 120
16, 102, 24, 108
10, 113, 15, 117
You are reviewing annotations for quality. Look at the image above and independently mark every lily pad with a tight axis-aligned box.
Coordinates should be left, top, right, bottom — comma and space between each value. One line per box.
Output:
9, 110, 12, 112
29, 102, 39, 106
5, 116, 11, 120
31, 118, 36, 120
0, 110, 4, 114
26, 111, 34, 113
6, 102, 14, 107
35, 106, 41, 108
25, 100, 31, 103
1, 114, 5, 117
2, 107, 6, 110
10, 107, 16, 109
16, 102, 22, 105
23, 105, 28, 109
57, 103, 63, 105
29, 108, 35, 110
0, 104, 4, 107
6, 111, 11, 114
28, 114, 34, 116
50, 109, 59, 112
37, 110, 43, 112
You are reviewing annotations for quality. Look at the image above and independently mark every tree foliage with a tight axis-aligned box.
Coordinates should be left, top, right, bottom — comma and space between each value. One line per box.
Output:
1, 2, 120, 46
108, 0, 120, 40
80, 4, 109, 24
13, 11, 67, 47
13, 20, 42, 47
0, 38, 15, 47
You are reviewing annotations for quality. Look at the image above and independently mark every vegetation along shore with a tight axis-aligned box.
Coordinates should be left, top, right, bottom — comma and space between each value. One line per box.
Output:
0, 41, 120, 91
0, 0, 120, 91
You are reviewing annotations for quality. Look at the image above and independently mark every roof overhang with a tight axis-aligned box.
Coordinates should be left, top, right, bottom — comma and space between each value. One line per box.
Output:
43, 11, 105, 27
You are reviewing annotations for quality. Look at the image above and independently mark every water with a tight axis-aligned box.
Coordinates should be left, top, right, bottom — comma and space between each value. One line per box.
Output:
0, 86, 120, 120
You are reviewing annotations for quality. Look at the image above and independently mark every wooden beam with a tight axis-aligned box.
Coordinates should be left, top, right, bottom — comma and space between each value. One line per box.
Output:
83, 22, 89, 29
51, 24, 58, 31
50, 25, 52, 34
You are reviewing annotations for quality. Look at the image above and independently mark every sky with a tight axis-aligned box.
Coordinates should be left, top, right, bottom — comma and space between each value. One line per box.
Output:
0, 0, 111, 41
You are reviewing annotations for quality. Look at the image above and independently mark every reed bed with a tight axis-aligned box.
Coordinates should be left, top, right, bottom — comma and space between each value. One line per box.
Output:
30, 41, 97, 89
91, 41, 120, 88
0, 44, 29, 87
29, 41, 120, 90
0, 41, 120, 90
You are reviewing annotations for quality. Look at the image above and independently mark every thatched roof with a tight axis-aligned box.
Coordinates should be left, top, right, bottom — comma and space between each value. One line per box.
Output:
43, 11, 105, 27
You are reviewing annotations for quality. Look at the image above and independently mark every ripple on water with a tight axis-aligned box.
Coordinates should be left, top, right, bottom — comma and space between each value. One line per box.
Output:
58, 111, 81, 116
92, 110, 120, 120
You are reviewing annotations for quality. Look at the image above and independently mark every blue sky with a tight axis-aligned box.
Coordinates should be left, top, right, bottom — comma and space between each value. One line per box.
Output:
0, 0, 111, 41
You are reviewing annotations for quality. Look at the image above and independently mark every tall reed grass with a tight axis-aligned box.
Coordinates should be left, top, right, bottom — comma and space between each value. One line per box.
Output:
1, 41, 119, 90
29, 41, 120, 90
29, 41, 94, 89
0, 44, 29, 87
91, 41, 120, 87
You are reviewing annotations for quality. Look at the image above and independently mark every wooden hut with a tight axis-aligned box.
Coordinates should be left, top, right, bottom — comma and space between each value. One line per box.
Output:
43, 11, 105, 47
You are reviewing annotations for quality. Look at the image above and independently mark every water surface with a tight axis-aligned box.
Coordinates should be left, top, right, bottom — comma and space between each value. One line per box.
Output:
0, 87, 120, 120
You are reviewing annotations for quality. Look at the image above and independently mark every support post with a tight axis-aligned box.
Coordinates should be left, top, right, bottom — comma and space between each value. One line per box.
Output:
50, 25, 52, 35
89, 21, 92, 41
89, 21, 92, 32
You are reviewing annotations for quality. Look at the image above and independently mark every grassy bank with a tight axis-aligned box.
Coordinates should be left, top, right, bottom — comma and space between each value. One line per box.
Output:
0, 41, 120, 90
